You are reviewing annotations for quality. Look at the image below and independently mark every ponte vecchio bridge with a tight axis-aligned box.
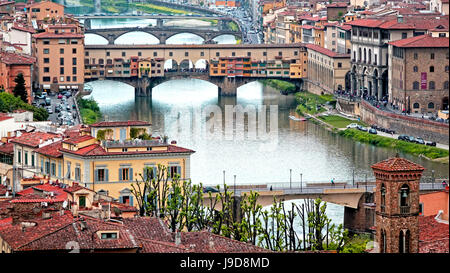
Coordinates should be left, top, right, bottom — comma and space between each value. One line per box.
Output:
84, 43, 308, 97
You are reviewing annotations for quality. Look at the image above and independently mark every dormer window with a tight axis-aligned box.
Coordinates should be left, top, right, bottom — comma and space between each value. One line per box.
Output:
100, 232, 118, 239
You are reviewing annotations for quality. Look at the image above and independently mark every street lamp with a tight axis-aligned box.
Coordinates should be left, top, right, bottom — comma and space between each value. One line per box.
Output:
300, 173, 303, 192
290, 169, 292, 189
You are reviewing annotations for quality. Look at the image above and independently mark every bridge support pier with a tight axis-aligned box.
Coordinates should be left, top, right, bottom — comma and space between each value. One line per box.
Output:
343, 192, 375, 235
135, 77, 154, 97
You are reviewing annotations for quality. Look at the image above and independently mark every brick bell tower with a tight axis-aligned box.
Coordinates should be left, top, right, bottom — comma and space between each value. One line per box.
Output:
371, 155, 425, 253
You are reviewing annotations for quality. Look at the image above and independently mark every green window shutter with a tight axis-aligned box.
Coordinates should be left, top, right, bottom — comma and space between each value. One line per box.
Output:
119, 168, 122, 181
177, 166, 181, 177
153, 167, 157, 179
119, 196, 123, 203
105, 169, 109, 182
58, 163, 61, 178
94, 169, 98, 182
129, 196, 134, 207
40, 159, 44, 172
129, 168, 133, 181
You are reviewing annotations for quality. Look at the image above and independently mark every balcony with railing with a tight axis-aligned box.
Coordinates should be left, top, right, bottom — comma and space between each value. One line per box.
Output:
400, 206, 410, 215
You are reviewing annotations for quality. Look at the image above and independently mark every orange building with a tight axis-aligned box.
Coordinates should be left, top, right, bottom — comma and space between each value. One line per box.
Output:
215, 0, 241, 7
33, 24, 85, 93
0, 51, 35, 103
27, 0, 64, 23
419, 187, 449, 220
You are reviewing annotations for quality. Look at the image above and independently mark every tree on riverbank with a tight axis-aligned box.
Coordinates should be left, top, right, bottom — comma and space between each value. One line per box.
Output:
77, 97, 101, 124
130, 166, 353, 252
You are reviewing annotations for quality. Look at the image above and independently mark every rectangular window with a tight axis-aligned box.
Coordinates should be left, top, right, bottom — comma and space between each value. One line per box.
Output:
66, 76, 70, 82
122, 52, 126, 57
101, 232, 118, 239
31, 154, 35, 167
75, 167, 81, 181
44, 48, 49, 54
67, 162, 71, 179
44, 58, 50, 63
72, 48, 77, 54
216, 52, 220, 57
72, 58, 77, 65
24, 152, 28, 165
431, 53, 435, 59
120, 168, 130, 181
72, 67, 77, 74
51, 163, 56, 176
72, 76, 77, 82
44, 67, 50, 73
60, 67, 64, 74
60, 58, 64, 65
153, 52, 157, 57
43, 76, 50, 82
169, 166, 181, 179
60, 48, 64, 54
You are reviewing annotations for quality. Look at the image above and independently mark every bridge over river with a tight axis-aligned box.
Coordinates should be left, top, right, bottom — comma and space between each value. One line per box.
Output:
201, 179, 447, 233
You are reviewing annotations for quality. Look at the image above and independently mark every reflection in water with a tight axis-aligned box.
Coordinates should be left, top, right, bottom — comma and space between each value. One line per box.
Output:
87, 79, 449, 185
86, 78, 449, 225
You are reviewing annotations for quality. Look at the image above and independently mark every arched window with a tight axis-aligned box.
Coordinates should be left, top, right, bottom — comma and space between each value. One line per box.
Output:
399, 230, 411, 253
429, 66, 434, 72
444, 81, 449, 89
429, 81, 435, 90
381, 183, 386, 213
358, 48, 362, 61
364, 48, 367, 63
399, 184, 410, 214
413, 66, 418, 72
413, 81, 419, 90
369, 49, 372, 63
380, 229, 386, 253
413, 103, 420, 109
428, 102, 435, 109
353, 51, 356, 61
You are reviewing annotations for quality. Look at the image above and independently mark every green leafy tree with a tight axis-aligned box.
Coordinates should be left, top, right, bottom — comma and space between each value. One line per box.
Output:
13, 73, 27, 103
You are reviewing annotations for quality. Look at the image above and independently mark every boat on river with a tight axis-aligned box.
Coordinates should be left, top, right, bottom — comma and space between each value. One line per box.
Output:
289, 115, 307, 121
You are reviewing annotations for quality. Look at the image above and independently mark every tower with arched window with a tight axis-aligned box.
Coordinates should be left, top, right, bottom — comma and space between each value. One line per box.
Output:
371, 156, 425, 253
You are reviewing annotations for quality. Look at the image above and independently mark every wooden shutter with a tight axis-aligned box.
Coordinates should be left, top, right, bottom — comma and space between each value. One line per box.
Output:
94, 169, 98, 182
177, 166, 181, 177
129, 168, 133, 181
143, 168, 148, 181
105, 169, 109, 182
129, 196, 134, 207
119, 168, 122, 181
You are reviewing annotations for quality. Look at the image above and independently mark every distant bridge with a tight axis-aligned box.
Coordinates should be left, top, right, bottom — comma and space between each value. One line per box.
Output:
84, 43, 307, 97
84, 26, 243, 45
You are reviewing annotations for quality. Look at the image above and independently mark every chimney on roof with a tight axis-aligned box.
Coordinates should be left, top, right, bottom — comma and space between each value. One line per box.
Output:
175, 230, 181, 246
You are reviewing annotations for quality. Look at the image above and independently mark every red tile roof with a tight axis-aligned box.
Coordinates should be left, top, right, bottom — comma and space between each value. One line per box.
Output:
62, 135, 95, 145
59, 143, 195, 157
419, 215, 449, 253
0, 211, 74, 250
33, 32, 84, 39
0, 51, 35, 65
9, 132, 61, 148
11, 24, 36, 34
90, 120, 151, 128
15, 216, 139, 252
347, 16, 449, 31
371, 157, 425, 172
389, 34, 449, 48
306, 43, 350, 58
0, 142, 14, 155
0, 114, 13, 122
13, 183, 68, 204
34, 140, 63, 158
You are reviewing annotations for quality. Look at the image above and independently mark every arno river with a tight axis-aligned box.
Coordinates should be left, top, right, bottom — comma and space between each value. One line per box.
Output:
85, 18, 449, 224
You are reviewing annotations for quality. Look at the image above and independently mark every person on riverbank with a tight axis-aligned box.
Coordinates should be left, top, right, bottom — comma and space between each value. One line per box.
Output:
331, 178, 335, 186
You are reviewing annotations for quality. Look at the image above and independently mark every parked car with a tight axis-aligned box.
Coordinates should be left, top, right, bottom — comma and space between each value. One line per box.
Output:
415, 137, 425, 145
57, 94, 63, 99
45, 97, 51, 106
357, 125, 368, 132
408, 136, 416, 143
368, 128, 377, 134
426, 141, 437, 146
346, 123, 359, 129
398, 135, 409, 141
203, 186, 220, 193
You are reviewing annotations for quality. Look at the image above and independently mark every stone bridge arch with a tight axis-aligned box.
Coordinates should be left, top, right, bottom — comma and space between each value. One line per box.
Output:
113, 31, 160, 45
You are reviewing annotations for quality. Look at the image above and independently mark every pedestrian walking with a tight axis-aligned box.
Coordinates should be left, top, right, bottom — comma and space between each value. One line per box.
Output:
331, 178, 335, 186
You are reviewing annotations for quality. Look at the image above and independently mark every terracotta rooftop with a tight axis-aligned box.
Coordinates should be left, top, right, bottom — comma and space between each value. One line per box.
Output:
62, 134, 95, 145
0, 142, 13, 155
371, 157, 425, 172
9, 132, 61, 148
33, 32, 84, 39
0, 51, 35, 65
419, 215, 449, 253
34, 140, 63, 158
306, 43, 350, 58
59, 143, 195, 157
89, 120, 151, 128
347, 16, 449, 30
389, 34, 449, 48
